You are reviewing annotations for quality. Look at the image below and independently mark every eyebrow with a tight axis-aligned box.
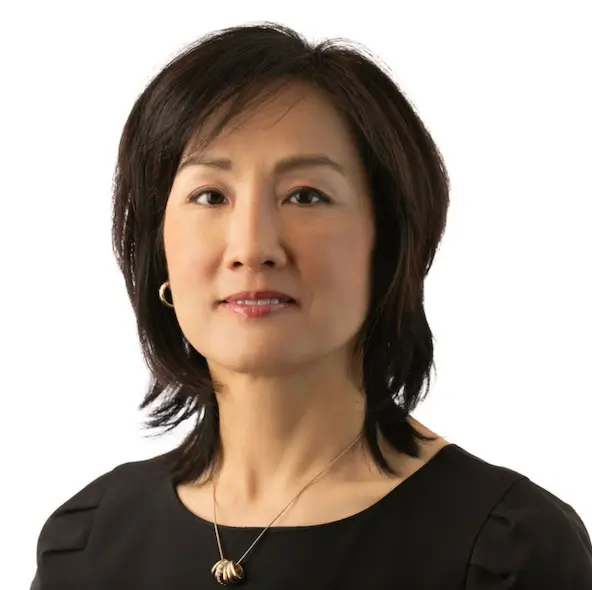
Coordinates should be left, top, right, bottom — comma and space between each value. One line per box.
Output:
177, 153, 348, 178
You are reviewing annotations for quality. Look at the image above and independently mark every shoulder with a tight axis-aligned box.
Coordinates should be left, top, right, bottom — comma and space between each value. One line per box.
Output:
35, 454, 170, 554
30, 454, 170, 588
466, 474, 592, 588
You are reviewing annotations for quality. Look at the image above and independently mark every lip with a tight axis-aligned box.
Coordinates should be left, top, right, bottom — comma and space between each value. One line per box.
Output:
220, 291, 297, 304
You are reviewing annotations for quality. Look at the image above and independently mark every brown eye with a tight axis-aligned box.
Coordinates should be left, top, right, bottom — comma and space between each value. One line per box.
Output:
188, 189, 227, 205
287, 187, 330, 205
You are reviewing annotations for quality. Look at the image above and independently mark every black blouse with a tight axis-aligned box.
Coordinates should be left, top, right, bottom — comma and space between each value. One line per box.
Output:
30, 443, 592, 589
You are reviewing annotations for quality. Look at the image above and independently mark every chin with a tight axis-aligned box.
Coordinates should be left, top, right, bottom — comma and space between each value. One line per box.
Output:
207, 345, 318, 376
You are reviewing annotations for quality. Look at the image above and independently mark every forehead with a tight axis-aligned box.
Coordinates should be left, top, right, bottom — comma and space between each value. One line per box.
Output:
183, 82, 362, 167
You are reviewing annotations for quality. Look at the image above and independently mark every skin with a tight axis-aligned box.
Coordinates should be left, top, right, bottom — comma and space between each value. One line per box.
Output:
164, 81, 448, 526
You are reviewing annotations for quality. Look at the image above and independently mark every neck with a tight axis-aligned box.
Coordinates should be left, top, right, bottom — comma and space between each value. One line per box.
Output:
209, 356, 367, 507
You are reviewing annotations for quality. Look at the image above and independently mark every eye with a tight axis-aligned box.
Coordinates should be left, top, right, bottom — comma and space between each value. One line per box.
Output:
188, 189, 227, 206
187, 186, 330, 206
287, 187, 330, 205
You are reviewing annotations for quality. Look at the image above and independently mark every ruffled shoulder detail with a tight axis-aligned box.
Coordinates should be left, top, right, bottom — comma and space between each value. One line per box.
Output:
37, 468, 115, 554
30, 467, 119, 589
30, 455, 171, 589
466, 477, 592, 588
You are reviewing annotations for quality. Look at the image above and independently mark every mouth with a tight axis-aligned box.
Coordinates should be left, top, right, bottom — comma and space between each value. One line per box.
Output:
219, 291, 298, 306
219, 297, 296, 306
218, 297, 297, 318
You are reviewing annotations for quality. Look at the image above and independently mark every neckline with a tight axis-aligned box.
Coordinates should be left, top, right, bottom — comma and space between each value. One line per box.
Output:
164, 443, 460, 533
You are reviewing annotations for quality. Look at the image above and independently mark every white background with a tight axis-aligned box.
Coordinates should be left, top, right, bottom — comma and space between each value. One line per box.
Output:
1, 1, 590, 587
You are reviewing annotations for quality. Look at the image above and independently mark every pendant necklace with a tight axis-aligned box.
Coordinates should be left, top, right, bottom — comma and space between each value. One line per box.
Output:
210, 432, 364, 585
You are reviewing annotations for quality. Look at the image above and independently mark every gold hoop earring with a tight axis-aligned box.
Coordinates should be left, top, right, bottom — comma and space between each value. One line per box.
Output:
159, 281, 174, 308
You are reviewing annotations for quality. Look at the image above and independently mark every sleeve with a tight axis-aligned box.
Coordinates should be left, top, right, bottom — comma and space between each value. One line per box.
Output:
29, 468, 116, 590
466, 477, 592, 589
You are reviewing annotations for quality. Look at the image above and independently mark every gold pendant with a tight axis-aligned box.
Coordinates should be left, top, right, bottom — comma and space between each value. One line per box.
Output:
211, 558, 245, 585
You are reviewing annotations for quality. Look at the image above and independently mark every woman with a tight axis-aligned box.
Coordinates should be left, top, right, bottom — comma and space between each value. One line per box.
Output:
31, 22, 591, 589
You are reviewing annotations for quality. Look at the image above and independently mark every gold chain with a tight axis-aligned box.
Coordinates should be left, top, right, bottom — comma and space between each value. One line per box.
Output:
210, 431, 364, 585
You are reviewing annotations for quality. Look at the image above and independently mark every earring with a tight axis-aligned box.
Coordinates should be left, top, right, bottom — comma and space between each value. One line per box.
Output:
159, 281, 174, 308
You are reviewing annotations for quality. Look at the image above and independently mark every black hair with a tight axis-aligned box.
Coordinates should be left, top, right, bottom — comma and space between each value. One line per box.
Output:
111, 22, 450, 485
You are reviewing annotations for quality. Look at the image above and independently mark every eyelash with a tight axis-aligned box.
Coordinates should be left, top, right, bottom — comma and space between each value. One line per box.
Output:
187, 186, 331, 206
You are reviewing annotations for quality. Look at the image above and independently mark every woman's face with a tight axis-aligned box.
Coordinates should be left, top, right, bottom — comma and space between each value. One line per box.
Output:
164, 82, 375, 377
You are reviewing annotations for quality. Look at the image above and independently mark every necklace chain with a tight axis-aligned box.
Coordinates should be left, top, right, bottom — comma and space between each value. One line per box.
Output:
211, 431, 364, 584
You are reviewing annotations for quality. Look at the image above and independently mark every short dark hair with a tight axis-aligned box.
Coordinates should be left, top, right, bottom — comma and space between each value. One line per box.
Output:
111, 22, 450, 485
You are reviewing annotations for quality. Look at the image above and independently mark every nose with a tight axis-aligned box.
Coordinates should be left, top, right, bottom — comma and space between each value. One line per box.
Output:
222, 190, 288, 272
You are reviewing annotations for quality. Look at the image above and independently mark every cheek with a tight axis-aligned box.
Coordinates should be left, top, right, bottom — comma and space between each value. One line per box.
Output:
164, 216, 211, 280
304, 224, 373, 299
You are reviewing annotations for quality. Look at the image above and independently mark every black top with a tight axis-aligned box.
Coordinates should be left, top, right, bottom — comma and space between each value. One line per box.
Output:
30, 443, 592, 589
